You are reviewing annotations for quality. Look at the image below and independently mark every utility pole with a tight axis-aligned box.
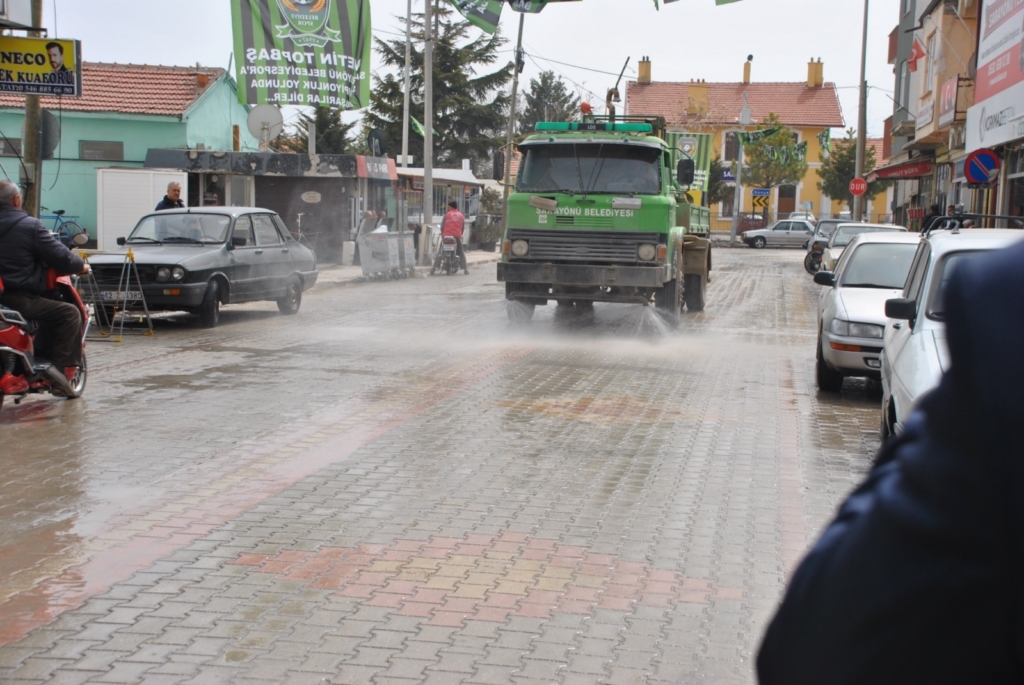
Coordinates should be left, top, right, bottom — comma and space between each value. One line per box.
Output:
501, 12, 525, 235
420, 0, 435, 266
853, 0, 869, 221
400, 0, 412, 169
22, 0, 44, 217
729, 96, 753, 244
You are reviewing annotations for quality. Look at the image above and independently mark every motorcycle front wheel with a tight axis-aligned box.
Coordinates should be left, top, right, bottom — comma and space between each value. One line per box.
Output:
804, 250, 823, 275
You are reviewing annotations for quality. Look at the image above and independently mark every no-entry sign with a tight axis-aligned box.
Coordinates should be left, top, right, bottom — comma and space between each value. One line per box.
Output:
850, 178, 868, 196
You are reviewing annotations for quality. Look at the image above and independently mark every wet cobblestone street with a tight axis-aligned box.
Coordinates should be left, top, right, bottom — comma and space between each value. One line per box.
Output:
0, 249, 883, 685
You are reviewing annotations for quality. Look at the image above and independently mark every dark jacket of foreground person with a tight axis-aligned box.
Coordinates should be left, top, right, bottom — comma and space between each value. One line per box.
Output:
758, 237, 1024, 684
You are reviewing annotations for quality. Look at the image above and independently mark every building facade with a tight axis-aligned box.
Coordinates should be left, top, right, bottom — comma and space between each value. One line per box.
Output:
626, 58, 850, 231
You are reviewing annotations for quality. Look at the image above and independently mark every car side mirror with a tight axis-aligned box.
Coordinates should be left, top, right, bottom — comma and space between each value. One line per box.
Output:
116, 237, 126, 246
885, 298, 917, 320
676, 159, 695, 186
231, 236, 247, 248
813, 271, 835, 286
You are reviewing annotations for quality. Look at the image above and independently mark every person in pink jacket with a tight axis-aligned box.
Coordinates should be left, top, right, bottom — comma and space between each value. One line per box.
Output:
431, 201, 468, 275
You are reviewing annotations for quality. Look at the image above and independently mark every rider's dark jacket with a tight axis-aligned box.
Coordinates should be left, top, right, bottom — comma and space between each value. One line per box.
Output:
0, 204, 84, 295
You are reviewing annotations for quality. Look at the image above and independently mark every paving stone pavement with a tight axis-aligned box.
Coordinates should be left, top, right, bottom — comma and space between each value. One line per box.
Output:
0, 249, 883, 684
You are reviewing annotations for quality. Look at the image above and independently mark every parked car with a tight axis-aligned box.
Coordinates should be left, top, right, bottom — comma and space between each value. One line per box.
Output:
820, 222, 906, 271
741, 219, 815, 248
807, 219, 853, 253
83, 207, 319, 328
813, 232, 921, 391
880, 229, 1024, 437
786, 211, 818, 224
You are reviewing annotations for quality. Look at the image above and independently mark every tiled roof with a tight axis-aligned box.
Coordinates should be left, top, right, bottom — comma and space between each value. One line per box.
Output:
626, 81, 845, 129
0, 62, 227, 117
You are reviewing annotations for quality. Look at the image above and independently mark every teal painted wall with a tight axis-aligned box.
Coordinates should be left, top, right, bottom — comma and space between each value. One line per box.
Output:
0, 76, 257, 237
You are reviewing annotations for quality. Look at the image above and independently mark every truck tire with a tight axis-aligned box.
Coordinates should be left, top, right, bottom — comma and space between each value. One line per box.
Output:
654, 277, 681, 319
683, 274, 705, 312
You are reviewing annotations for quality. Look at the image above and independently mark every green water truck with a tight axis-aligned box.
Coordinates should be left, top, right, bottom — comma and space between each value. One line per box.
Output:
496, 116, 711, 321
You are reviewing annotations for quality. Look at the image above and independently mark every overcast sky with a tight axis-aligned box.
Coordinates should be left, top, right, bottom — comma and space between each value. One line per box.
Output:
51, 0, 900, 140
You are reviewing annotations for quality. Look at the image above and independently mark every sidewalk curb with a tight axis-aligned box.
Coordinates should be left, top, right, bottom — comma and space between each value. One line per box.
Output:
313, 255, 502, 289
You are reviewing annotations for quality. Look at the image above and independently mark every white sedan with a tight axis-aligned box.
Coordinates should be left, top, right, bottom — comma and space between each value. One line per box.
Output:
814, 232, 921, 391
820, 222, 906, 271
880, 228, 1024, 437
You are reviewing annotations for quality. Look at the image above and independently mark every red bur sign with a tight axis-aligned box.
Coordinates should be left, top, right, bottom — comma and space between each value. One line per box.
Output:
850, 178, 868, 196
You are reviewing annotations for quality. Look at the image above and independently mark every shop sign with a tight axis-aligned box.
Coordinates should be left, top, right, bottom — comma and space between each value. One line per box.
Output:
948, 123, 966, 150
938, 77, 959, 129
0, 36, 81, 96
301, 191, 321, 204
917, 97, 934, 129
356, 155, 398, 181
230, 0, 371, 109
869, 159, 934, 181
966, 0, 1024, 151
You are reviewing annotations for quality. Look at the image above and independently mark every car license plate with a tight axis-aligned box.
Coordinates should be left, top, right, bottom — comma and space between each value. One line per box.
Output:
100, 290, 142, 302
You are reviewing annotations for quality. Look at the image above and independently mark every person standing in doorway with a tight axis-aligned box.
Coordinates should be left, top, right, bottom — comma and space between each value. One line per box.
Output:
431, 201, 468, 275
155, 183, 184, 211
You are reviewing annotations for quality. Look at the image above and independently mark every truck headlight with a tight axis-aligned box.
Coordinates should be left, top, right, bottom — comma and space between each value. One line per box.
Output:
637, 243, 657, 261
831, 319, 883, 338
511, 239, 529, 257
172, 267, 185, 281
156, 267, 171, 282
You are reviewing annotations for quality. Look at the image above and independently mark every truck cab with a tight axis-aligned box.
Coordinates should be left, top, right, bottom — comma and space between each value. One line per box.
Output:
497, 118, 711, 322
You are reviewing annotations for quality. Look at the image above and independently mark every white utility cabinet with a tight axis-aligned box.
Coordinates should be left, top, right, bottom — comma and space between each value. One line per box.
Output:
96, 168, 187, 252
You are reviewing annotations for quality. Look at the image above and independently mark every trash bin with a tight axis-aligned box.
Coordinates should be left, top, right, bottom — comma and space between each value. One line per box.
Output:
358, 232, 412, 279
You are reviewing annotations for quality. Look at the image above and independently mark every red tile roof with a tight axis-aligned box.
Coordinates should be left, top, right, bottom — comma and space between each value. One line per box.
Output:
0, 62, 227, 117
626, 81, 845, 129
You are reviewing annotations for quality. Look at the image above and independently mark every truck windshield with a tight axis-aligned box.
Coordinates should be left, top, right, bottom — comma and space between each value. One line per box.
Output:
518, 143, 661, 195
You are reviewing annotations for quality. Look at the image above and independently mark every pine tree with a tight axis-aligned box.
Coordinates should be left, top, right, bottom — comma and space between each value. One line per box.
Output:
519, 71, 580, 135
817, 128, 887, 212
292, 107, 357, 155
364, 1, 513, 173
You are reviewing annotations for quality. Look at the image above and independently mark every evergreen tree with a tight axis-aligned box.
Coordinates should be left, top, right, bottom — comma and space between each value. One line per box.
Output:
817, 128, 887, 212
364, 1, 513, 173
704, 155, 731, 207
292, 107, 357, 155
738, 113, 809, 196
519, 71, 580, 135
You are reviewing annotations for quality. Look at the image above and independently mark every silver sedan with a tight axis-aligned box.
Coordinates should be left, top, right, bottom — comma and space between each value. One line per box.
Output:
741, 220, 815, 248
813, 232, 921, 391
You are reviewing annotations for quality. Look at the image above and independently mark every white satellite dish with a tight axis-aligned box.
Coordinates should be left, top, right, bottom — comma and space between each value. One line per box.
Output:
247, 105, 284, 150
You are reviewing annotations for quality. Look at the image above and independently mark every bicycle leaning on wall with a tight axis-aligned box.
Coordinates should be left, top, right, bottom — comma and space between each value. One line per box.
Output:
40, 207, 87, 248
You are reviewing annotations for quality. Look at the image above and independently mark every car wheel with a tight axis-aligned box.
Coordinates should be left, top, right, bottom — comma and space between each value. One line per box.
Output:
64, 351, 87, 399
816, 334, 844, 392
277, 276, 302, 315
751, 236, 766, 249
199, 279, 220, 328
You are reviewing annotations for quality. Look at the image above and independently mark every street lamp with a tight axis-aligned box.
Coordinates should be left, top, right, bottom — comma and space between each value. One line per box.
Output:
729, 93, 753, 244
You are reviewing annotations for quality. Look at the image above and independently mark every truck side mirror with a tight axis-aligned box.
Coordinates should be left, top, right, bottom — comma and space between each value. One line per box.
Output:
493, 149, 505, 182
677, 159, 695, 186
116, 237, 126, 246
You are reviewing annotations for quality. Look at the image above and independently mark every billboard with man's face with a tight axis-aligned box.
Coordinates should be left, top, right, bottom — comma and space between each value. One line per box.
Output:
0, 36, 81, 96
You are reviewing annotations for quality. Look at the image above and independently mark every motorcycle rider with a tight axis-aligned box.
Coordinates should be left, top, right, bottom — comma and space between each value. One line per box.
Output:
0, 180, 90, 395
431, 201, 468, 275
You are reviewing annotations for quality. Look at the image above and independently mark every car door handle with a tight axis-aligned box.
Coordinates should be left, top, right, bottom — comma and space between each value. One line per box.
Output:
254, 249, 263, 255
893, 322, 902, 329
281, 248, 289, 253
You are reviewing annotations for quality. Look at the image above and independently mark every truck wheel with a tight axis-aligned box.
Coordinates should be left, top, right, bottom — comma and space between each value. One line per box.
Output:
654, 277, 681, 320
684, 274, 705, 312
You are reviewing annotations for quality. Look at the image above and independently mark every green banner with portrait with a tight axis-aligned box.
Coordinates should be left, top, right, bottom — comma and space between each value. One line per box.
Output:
667, 132, 713, 191
231, 0, 371, 109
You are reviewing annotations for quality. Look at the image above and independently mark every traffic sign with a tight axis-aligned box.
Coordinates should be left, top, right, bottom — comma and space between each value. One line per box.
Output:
751, 188, 770, 197
850, 178, 868, 196
964, 148, 1000, 185
752, 195, 768, 208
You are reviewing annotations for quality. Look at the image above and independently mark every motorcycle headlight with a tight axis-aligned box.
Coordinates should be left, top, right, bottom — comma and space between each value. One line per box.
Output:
156, 267, 171, 282
171, 267, 185, 281
831, 319, 883, 338
637, 243, 657, 261
511, 239, 529, 257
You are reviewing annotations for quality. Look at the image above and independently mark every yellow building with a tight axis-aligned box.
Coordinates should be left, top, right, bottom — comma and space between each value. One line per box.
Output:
626, 58, 855, 231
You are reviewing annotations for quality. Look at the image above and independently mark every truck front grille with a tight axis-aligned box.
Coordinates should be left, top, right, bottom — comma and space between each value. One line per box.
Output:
507, 228, 661, 264
554, 215, 613, 228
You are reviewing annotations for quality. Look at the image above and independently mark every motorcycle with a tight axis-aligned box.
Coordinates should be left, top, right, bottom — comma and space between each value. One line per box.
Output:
0, 267, 90, 410
439, 235, 459, 275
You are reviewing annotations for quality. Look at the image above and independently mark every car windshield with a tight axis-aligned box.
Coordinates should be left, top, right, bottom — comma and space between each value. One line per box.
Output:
839, 243, 918, 289
927, 250, 984, 320
129, 213, 232, 244
517, 143, 661, 194
832, 225, 902, 247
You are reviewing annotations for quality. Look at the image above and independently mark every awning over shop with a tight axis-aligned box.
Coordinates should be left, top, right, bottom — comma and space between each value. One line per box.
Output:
867, 158, 934, 182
